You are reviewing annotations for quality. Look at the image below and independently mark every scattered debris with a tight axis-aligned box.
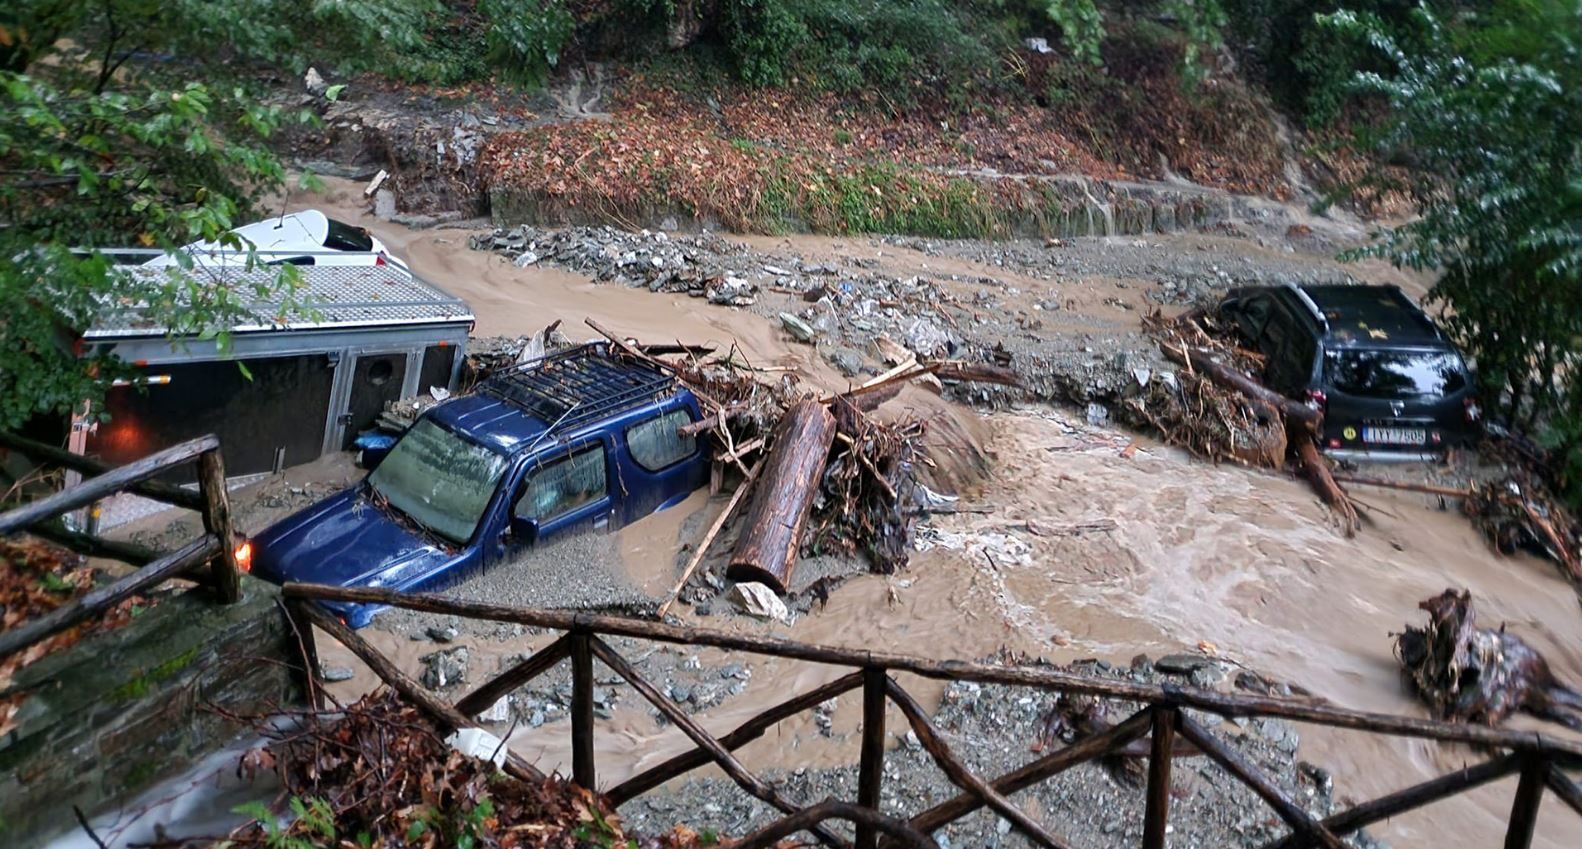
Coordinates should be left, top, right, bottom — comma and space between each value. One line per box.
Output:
1395, 589, 1582, 730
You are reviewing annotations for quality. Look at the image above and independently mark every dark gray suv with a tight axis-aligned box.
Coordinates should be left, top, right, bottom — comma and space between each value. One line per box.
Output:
1218, 284, 1479, 458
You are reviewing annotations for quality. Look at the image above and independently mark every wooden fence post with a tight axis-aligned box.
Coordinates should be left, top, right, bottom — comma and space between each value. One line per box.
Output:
197, 448, 241, 603
570, 630, 596, 791
856, 666, 888, 849
1143, 706, 1177, 849
1505, 756, 1547, 849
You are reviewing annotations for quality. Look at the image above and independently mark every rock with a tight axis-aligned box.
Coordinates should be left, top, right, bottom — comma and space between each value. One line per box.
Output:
780, 312, 817, 343
1190, 663, 1228, 689
706, 276, 756, 306
1298, 761, 1334, 797
419, 646, 469, 689
425, 625, 458, 643
373, 188, 397, 220
318, 665, 355, 683
304, 67, 327, 95
1255, 717, 1301, 753
1085, 403, 1110, 425
827, 347, 865, 377
479, 696, 511, 724
729, 582, 790, 623
902, 317, 952, 358
1154, 653, 1215, 675
1129, 654, 1154, 673
1024, 37, 1054, 54
513, 250, 541, 268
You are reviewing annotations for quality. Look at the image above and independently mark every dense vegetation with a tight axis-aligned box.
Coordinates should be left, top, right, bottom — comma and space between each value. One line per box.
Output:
1, 0, 1580, 506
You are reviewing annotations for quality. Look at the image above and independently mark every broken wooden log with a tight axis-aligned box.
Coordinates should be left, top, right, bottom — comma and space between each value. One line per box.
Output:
930, 360, 1022, 387
728, 401, 837, 593
1331, 475, 1471, 499
657, 461, 762, 619
1162, 345, 1321, 434
1292, 429, 1361, 536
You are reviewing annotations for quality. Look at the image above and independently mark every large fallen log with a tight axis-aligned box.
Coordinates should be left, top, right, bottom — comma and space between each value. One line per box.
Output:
1161, 345, 1321, 434
727, 400, 837, 593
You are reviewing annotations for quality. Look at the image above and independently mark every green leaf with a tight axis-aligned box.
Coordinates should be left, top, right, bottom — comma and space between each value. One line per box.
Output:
38, 572, 74, 593
407, 820, 427, 840
323, 84, 347, 102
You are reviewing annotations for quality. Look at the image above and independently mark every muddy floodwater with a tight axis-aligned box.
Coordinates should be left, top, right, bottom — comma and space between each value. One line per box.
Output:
292, 180, 1582, 848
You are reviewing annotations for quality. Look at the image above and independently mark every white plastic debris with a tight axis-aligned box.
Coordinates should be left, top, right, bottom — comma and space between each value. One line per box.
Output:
729, 582, 790, 623
430, 386, 452, 402
446, 727, 509, 768
479, 696, 510, 724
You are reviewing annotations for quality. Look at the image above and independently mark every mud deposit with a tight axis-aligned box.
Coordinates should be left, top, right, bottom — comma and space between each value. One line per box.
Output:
242, 182, 1582, 847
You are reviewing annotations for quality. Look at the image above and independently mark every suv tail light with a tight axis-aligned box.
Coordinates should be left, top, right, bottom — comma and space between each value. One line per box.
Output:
1305, 389, 1328, 413
1464, 397, 1482, 422
375, 252, 388, 267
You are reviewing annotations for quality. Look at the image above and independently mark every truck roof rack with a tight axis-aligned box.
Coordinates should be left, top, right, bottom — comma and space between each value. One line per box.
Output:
479, 343, 674, 436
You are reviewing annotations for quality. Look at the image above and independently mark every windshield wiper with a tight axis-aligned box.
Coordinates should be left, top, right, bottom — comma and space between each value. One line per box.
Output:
363, 482, 460, 550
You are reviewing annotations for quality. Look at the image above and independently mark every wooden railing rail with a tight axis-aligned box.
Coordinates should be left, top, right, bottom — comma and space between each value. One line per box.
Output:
283, 582, 1582, 849
0, 433, 244, 660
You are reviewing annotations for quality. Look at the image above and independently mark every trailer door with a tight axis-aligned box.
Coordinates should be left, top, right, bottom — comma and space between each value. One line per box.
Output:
341, 352, 409, 448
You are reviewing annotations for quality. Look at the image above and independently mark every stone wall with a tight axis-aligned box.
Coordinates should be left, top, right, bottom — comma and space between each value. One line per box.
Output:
489, 171, 1241, 240
0, 577, 303, 846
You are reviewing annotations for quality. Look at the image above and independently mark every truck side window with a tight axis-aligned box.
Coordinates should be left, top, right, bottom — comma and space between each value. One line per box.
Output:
626, 409, 698, 471
1236, 295, 1273, 340
515, 445, 607, 521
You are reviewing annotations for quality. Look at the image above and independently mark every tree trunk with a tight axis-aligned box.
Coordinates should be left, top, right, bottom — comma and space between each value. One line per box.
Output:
1292, 428, 1360, 535
727, 400, 837, 593
1162, 346, 1322, 434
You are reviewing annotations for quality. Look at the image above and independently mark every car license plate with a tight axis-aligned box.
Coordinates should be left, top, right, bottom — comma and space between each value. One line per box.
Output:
1364, 426, 1426, 445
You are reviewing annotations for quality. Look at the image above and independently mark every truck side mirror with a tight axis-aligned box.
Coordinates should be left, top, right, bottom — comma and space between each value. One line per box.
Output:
510, 515, 539, 543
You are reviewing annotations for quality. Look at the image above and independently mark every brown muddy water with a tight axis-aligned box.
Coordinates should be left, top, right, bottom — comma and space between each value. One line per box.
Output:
298, 181, 1582, 847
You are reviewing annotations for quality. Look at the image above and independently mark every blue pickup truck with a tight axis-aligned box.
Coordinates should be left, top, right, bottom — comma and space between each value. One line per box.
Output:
244, 343, 709, 627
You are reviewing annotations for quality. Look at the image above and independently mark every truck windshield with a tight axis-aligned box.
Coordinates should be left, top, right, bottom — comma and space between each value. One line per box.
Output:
368, 419, 509, 543
1325, 349, 1468, 399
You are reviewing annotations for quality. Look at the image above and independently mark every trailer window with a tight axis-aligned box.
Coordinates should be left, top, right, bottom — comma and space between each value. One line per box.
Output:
369, 420, 509, 543
516, 445, 607, 521
324, 218, 374, 252
626, 409, 698, 471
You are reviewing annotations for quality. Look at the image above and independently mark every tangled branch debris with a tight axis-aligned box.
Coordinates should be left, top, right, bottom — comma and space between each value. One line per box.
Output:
228, 690, 709, 849
1138, 310, 1359, 532
1395, 589, 1582, 730
1464, 478, 1582, 593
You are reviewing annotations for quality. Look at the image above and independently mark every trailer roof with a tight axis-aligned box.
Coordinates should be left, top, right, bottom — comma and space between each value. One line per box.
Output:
85, 263, 474, 339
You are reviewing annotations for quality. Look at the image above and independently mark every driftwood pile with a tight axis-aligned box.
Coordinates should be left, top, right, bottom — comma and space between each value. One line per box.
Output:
557, 319, 1024, 614
1396, 589, 1582, 730
1139, 309, 1360, 534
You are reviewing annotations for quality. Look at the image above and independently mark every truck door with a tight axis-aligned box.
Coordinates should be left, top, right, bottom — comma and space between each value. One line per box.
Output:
506, 439, 614, 553
342, 352, 408, 448
618, 406, 706, 524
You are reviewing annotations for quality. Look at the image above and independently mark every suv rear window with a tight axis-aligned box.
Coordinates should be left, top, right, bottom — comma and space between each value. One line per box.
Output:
626, 409, 697, 471
323, 218, 374, 252
1325, 349, 1468, 399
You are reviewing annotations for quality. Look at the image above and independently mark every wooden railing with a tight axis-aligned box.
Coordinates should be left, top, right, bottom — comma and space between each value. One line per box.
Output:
0, 432, 243, 659
284, 583, 1582, 849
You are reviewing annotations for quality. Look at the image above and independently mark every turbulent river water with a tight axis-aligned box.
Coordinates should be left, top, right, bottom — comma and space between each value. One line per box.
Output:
75, 179, 1576, 849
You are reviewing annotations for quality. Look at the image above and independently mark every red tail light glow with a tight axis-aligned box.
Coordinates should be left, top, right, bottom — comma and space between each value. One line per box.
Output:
375, 252, 388, 266
234, 540, 252, 572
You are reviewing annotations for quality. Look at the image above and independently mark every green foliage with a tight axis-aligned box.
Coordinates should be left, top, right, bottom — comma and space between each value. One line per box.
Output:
0, 71, 316, 431
235, 798, 336, 849
479, 0, 576, 87
1327, 5, 1582, 500
1044, 0, 1106, 66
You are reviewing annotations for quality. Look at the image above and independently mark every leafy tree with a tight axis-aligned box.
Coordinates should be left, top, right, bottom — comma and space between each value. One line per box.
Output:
1327, 4, 1582, 494
0, 1, 419, 433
